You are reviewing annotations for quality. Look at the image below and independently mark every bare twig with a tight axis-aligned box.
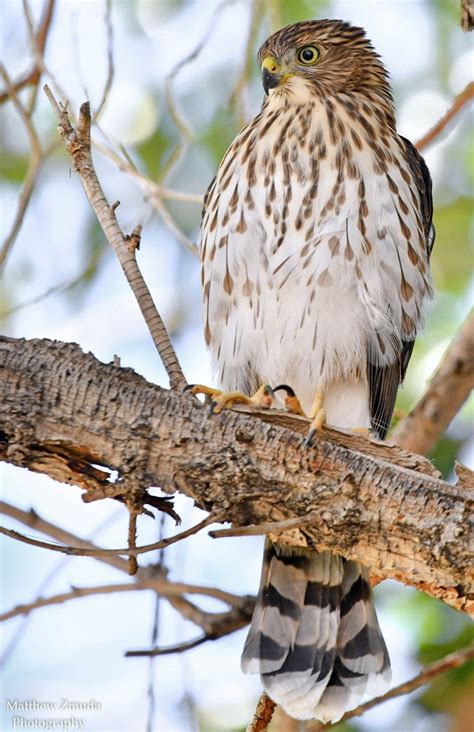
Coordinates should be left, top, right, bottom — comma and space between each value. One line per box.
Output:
415, 81, 474, 151
126, 504, 139, 575
0, 582, 151, 622
228, 0, 264, 126
310, 644, 474, 730
0, 513, 217, 558
0, 64, 58, 269
93, 136, 200, 256
209, 512, 321, 538
126, 635, 207, 657
246, 692, 276, 732
94, 0, 114, 120
0, 0, 56, 104
0, 501, 255, 633
160, 0, 230, 183
43, 86, 186, 389
392, 312, 474, 455
1, 245, 105, 318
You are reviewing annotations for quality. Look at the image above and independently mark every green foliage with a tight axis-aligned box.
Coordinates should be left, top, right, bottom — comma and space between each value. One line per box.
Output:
0, 152, 29, 183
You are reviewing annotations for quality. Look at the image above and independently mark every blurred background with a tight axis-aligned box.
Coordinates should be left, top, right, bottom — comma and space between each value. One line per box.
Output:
0, 0, 473, 730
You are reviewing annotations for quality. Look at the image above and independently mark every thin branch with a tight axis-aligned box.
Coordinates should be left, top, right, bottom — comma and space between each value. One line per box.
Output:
0, 514, 217, 558
0, 582, 151, 622
43, 85, 187, 390
126, 635, 207, 658
392, 311, 474, 455
0, 63, 55, 270
246, 692, 276, 732
160, 0, 230, 183
0, 501, 255, 635
1, 244, 105, 318
0, 0, 56, 105
93, 0, 114, 120
93, 135, 203, 203
228, 0, 264, 127
415, 81, 474, 151
209, 512, 321, 538
93, 136, 200, 256
310, 643, 474, 730
0, 64, 41, 155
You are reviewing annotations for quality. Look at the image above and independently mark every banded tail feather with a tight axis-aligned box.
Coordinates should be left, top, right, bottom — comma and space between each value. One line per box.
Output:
241, 541, 390, 722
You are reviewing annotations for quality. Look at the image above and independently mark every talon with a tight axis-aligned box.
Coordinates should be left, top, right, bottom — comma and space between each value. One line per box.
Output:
273, 384, 307, 415
305, 389, 326, 446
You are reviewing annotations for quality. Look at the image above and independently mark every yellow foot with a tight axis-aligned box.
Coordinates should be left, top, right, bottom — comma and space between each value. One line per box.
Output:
353, 426, 380, 439
273, 385, 326, 446
305, 389, 326, 446
187, 383, 274, 414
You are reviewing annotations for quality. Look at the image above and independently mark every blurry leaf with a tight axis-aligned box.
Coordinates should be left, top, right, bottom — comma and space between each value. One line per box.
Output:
417, 629, 474, 714
429, 435, 464, 478
280, 0, 331, 26
137, 124, 173, 178
431, 197, 473, 293
0, 153, 29, 183
198, 107, 240, 166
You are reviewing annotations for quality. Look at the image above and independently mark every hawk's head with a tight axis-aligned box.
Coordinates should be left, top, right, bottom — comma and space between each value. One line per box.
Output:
258, 19, 391, 103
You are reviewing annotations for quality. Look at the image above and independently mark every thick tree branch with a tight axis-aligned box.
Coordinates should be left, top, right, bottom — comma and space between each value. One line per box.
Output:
1, 336, 472, 613
392, 312, 474, 455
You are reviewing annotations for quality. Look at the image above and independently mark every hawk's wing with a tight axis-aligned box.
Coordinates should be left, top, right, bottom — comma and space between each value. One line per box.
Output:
368, 138, 434, 439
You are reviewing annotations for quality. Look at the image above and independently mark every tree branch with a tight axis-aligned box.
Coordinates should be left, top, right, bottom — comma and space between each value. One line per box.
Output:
246, 692, 276, 732
415, 81, 474, 151
0, 500, 254, 637
43, 85, 186, 391
1, 336, 472, 613
0, 0, 56, 105
392, 312, 474, 455
0, 582, 150, 622
0, 513, 217, 558
310, 643, 474, 730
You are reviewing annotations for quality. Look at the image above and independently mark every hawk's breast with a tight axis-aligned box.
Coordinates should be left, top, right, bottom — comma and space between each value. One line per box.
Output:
200, 96, 432, 412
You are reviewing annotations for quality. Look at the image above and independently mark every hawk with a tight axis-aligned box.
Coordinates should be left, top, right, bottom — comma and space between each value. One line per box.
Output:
197, 19, 434, 722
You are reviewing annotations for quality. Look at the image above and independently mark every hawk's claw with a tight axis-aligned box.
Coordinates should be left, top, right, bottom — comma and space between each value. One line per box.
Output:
273, 384, 307, 415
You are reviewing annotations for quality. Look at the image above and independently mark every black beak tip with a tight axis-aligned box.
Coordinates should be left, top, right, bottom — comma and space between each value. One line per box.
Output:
262, 68, 278, 96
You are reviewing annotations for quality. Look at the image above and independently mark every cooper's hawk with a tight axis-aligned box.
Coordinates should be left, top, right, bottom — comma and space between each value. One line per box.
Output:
198, 19, 434, 722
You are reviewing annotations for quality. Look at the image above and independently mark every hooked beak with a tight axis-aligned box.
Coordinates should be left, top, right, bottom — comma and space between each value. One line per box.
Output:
261, 55, 281, 95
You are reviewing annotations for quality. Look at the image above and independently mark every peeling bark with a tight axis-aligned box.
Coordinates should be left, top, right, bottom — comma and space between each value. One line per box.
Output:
1, 336, 472, 613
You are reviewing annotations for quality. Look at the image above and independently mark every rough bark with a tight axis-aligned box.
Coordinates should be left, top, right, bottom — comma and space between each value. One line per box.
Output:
1, 336, 472, 613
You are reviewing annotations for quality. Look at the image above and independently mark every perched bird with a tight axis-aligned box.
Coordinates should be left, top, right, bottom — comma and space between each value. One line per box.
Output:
197, 19, 434, 722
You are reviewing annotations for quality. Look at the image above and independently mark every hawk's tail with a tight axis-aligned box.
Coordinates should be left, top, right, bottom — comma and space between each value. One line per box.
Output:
241, 541, 391, 722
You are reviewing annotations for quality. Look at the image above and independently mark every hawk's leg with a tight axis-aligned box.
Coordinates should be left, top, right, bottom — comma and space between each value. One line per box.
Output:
188, 383, 274, 414
306, 388, 327, 446
274, 385, 326, 446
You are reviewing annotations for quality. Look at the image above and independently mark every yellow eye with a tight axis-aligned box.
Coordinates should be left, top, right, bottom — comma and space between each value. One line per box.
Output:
297, 46, 320, 65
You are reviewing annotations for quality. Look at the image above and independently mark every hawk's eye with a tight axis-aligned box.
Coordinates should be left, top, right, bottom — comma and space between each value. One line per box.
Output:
297, 46, 319, 65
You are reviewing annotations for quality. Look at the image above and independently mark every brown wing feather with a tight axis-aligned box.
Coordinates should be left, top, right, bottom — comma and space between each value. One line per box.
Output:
368, 137, 434, 439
